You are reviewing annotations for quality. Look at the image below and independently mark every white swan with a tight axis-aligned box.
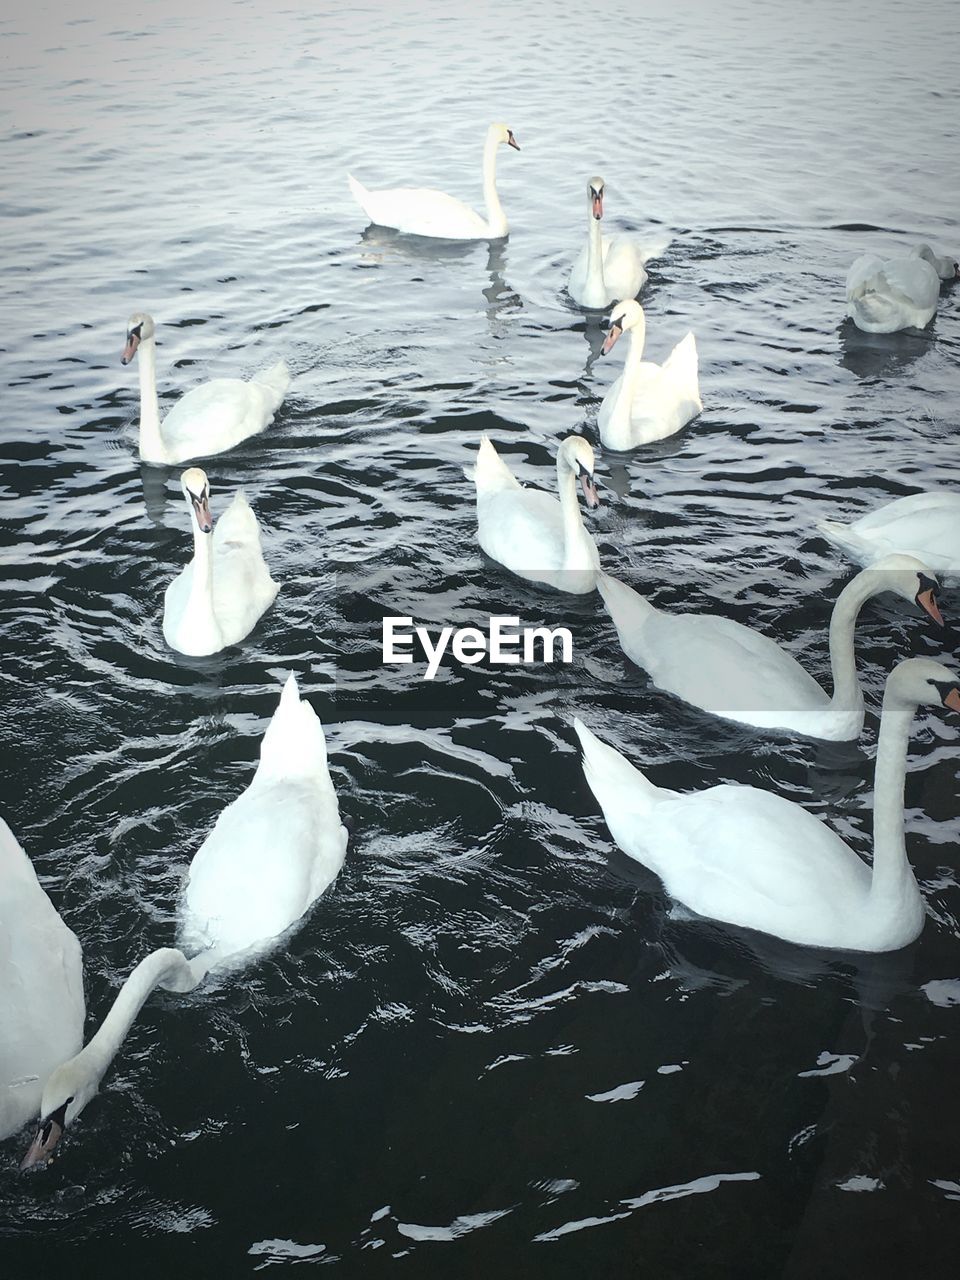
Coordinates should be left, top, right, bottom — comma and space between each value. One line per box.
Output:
19, 948, 200, 1169
575, 657, 960, 953
1, 813, 198, 1166
846, 243, 958, 332
597, 556, 943, 740
568, 176, 655, 309
818, 490, 960, 577
163, 468, 279, 657
597, 300, 701, 449
122, 313, 290, 466
181, 674, 348, 966
473, 435, 601, 595
347, 122, 520, 240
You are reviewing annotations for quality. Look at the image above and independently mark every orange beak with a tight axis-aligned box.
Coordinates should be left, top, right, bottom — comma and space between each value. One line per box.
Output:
121, 331, 140, 365
592, 193, 603, 220
601, 322, 623, 356
945, 687, 960, 713
917, 587, 944, 627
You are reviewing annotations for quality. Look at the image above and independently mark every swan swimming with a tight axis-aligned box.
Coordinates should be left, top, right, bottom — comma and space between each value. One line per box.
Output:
347, 122, 520, 240
568, 176, 656, 309
180, 674, 348, 969
122, 313, 290, 466
163, 468, 279, 657
818, 490, 960, 577
597, 555, 943, 740
575, 657, 960, 953
472, 434, 601, 595
1, 815, 198, 1167
597, 300, 701, 449
845, 243, 958, 333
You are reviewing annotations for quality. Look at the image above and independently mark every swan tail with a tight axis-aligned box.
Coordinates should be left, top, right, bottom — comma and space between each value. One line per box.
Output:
348, 173, 375, 220
573, 718, 660, 816
473, 435, 521, 495
816, 517, 868, 558
256, 674, 333, 784
638, 233, 671, 265
597, 571, 655, 638
252, 358, 291, 409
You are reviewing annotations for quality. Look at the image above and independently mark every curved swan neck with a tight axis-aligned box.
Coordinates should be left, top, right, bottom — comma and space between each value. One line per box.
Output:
136, 336, 165, 463
868, 691, 916, 906
608, 319, 647, 426
71, 950, 198, 1100
186, 514, 217, 622
826, 573, 874, 714
482, 133, 507, 238
555, 454, 590, 569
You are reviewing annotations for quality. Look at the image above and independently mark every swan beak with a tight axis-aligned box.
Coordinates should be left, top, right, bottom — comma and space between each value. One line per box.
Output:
192, 493, 214, 534
121, 331, 141, 365
20, 1110, 65, 1171
916, 587, 944, 628
945, 687, 960, 713
507, 132, 520, 151
579, 469, 600, 509
592, 193, 603, 220
601, 322, 623, 356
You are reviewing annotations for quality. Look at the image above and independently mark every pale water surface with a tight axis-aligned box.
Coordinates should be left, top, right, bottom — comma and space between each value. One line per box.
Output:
1, 1, 959, 1275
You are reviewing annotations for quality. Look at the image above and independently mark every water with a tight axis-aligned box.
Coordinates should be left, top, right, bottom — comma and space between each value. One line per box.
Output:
2, 0, 959, 1273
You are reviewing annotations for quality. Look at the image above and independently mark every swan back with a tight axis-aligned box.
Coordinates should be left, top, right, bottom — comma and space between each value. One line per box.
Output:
0, 818, 84, 1142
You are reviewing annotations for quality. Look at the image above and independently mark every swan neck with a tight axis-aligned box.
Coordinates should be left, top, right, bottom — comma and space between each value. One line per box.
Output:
136, 337, 165, 462
868, 692, 915, 905
482, 134, 507, 237
71, 950, 196, 1103
556, 456, 588, 569
586, 212, 605, 285
826, 574, 872, 715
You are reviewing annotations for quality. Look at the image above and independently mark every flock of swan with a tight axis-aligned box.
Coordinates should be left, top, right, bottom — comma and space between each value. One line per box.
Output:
3, 121, 959, 1173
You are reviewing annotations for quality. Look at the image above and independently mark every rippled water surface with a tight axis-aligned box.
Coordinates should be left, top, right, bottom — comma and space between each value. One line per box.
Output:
2, 0, 959, 1274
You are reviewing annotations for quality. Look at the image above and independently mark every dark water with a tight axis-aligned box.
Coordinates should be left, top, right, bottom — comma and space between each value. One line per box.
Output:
2, 0, 959, 1274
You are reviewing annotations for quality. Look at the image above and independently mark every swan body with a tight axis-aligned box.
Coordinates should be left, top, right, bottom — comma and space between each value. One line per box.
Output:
818, 490, 960, 577
598, 556, 942, 740
181, 675, 348, 965
845, 243, 958, 333
473, 435, 601, 595
569, 176, 656, 309
347, 123, 520, 240
0, 817, 84, 1143
597, 300, 701, 449
163, 468, 279, 657
575, 658, 960, 952
122, 313, 290, 466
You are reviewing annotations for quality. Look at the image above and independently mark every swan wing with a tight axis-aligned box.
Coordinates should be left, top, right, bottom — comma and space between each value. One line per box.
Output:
210, 492, 279, 647
349, 177, 489, 239
477, 488, 566, 576
601, 235, 650, 300
161, 376, 283, 462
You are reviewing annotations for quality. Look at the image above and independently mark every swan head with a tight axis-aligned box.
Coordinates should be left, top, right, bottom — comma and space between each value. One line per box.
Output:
558, 435, 600, 509
915, 244, 959, 280
587, 176, 605, 220
887, 657, 960, 714
489, 122, 520, 151
19, 1058, 101, 1171
601, 299, 644, 355
181, 467, 213, 535
121, 312, 155, 365
864, 553, 943, 628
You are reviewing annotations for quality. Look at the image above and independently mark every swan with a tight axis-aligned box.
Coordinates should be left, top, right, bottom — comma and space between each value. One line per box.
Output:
574, 657, 960, 953
163, 468, 279, 657
180, 674, 348, 967
846, 244, 958, 332
122, 313, 290, 466
597, 300, 701, 449
597, 555, 943, 740
1, 814, 198, 1166
568, 176, 655, 309
347, 122, 520, 240
818, 490, 960, 577
473, 434, 601, 595
19, 948, 200, 1169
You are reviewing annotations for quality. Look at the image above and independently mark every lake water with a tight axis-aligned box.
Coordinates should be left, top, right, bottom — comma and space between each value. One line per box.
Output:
1, 0, 959, 1274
